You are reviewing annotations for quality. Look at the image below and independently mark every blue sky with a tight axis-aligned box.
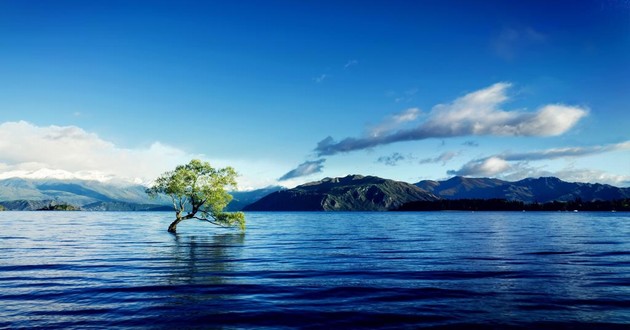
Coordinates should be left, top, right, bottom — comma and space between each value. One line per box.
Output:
0, 0, 628, 188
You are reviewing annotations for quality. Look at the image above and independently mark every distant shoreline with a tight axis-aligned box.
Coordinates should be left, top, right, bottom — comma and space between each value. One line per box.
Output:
395, 198, 630, 212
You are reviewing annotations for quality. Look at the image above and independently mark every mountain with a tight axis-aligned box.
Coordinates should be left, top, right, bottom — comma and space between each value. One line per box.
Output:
244, 175, 437, 211
0, 178, 170, 211
0, 178, 277, 211
2, 175, 627, 212
226, 186, 284, 211
415, 176, 630, 203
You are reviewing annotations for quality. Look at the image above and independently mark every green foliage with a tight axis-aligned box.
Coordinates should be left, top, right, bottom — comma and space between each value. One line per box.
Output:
0, 205, 5, 211
147, 159, 246, 232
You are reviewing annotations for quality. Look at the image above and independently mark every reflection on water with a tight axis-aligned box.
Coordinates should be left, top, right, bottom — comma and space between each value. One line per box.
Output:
169, 233, 245, 285
1, 211, 629, 329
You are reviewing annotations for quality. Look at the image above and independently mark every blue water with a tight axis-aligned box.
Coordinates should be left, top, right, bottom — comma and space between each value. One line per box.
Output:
1, 211, 629, 329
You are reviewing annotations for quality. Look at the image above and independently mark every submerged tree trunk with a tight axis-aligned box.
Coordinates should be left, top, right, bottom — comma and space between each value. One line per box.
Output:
167, 217, 184, 233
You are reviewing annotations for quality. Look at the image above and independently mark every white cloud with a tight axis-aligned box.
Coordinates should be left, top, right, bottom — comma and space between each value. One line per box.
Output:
369, 108, 420, 138
418, 151, 459, 165
544, 168, 630, 187
493, 26, 547, 60
500, 165, 630, 187
278, 159, 326, 181
421, 83, 586, 136
316, 82, 588, 155
447, 140, 630, 186
448, 156, 511, 177
502, 141, 630, 161
344, 60, 358, 69
314, 74, 328, 83
0, 121, 198, 184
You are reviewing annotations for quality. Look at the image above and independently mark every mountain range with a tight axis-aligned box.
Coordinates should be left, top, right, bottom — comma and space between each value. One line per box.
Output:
0, 178, 170, 211
415, 176, 630, 203
0, 175, 628, 211
244, 175, 437, 211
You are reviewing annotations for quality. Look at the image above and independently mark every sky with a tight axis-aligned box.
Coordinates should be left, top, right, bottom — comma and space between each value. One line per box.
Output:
0, 0, 629, 189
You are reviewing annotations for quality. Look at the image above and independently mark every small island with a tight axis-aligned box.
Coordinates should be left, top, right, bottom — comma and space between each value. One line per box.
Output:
37, 202, 79, 211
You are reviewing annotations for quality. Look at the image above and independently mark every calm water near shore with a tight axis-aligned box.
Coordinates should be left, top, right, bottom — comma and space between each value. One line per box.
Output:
1, 211, 629, 329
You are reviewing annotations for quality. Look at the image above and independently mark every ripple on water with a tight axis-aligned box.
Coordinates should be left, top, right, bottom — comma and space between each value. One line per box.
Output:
1, 211, 630, 328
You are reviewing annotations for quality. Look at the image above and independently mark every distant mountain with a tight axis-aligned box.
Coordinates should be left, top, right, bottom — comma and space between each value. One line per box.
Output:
0, 178, 169, 211
2, 175, 627, 211
226, 186, 284, 211
244, 175, 437, 211
415, 176, 630, 203
0, 199, 54, 211
0, 178, 278, 211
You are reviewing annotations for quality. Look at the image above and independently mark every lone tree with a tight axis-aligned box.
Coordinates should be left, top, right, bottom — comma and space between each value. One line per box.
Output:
146, 159, 245, 234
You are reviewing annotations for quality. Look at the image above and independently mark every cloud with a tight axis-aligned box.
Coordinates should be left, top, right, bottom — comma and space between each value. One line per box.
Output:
278, 159, 326, 181
447, 140, 630, 185
501, 141, 630, 161
0, 121, 198, 184
344, 60, 358, 69
539, 168, 630, 187
388, 88, 419, 103
314, 74, 328, 83
369, 108, 420, 138
419, 151, 459, 165
377, 152, 406, 166
493, 27, 547, 60
447, 157, 511, 177
315, 82, 588, 156
462, 140, 479, 147
486, 162, 630, 187
499, 165, 630, 187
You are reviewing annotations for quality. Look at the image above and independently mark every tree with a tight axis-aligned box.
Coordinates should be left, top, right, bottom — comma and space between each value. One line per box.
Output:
146, 159, 245, 234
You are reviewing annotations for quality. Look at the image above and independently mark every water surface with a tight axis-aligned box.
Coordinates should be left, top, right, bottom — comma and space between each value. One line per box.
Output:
1, 211, 629, 328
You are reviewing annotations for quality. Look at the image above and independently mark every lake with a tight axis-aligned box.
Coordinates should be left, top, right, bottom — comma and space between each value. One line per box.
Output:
1, 211, 629, 329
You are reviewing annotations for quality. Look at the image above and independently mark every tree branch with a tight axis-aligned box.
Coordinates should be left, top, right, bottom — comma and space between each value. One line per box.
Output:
191, 215, 232, 228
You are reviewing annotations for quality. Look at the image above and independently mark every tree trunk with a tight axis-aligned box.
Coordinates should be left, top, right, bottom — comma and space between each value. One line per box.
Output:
167, 217, 184, 234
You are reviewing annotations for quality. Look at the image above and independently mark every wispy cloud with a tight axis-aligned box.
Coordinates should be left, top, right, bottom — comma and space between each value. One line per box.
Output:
316, 82, 588, 156
418, 151, 459, 165
387, 88, 418, 103
493, 26, 547, 60
314, 74, 328, 83
533, 168, 630, 187
501, 141, 630, 161
344, 59, 358, 69
376, 152, 406, 166
447, 140, 630, 185
369, 108, 420, 138
502, 165, 630, 187
462, 140, 479, 147
451, 160, 630, 186
278, 159, 326, 181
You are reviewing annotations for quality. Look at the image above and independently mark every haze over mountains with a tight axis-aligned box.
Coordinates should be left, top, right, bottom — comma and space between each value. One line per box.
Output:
0, 175, 628, 211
